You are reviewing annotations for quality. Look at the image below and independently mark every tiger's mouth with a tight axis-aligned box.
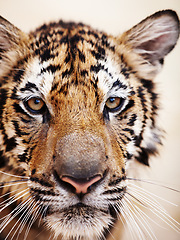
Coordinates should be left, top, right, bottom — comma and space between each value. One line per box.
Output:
50, 202, 109, 216
44, 202, 114, 239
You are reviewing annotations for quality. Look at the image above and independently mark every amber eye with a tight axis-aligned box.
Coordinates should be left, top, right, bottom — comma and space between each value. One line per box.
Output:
25, 97, 45, 113
105, 97, 123, 112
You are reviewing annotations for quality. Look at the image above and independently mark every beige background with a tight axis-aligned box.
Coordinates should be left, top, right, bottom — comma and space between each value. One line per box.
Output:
1, 0, 180, 239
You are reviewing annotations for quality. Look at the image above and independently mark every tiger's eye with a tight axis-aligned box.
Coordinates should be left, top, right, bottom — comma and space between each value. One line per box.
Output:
105, 97, 122, 110
27, 97, 45, 112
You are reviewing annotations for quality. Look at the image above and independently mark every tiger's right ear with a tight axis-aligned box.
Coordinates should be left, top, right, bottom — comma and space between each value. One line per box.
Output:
0, 16, 28, 52
0, 16, 29, 74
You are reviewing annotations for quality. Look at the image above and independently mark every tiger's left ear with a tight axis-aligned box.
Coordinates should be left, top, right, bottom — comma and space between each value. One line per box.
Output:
119, 10, 180, 76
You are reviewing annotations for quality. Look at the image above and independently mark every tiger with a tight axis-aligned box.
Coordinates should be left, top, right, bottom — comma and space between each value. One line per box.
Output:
0, 9, 179, 240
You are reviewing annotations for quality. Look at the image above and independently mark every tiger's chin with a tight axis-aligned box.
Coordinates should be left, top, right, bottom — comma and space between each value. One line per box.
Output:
45, 204, 113, 240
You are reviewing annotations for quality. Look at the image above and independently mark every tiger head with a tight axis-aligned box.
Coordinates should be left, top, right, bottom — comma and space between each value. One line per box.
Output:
0, 10, 179, 239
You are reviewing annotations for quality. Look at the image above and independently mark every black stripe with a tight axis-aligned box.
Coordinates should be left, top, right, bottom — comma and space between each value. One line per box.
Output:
30, 177, 53, 187
31, 188, 57, 196
101, 34, 115, 51
111, 79, 127, 90
122, 128, 134, 136
5, 137, 17, 152
65, 52, 71, 64
120, 99, 135, 114
0, 89, 8, 117
108, 176, 126, 186
13, 103, 33, 119
40, 49, 55, 62
127, 114, 137, 126
121, 67, 130, 79
78, 49, 85, 62
13, 69, 25, 83
90, 63, 104, 73
138, 86, 147, 113
12, 120, 29, 137
102, 187, 125, 195
20, 82, 39, 93
0, 151, 9, 168
62, 62, 74, 79
18, 150, 28, 163
41, 64, 61, 74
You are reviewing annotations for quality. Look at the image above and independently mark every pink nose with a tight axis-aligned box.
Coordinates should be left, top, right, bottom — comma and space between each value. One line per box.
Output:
61, 175, 102, 194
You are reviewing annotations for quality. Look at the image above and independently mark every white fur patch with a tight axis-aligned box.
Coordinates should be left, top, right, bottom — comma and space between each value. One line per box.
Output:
17, 57, 54, 100
16, 57, 55, 117
96, 57, 131, 115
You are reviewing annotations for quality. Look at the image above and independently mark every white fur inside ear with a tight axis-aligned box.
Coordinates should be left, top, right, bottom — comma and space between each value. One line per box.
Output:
124, 11, 180, 62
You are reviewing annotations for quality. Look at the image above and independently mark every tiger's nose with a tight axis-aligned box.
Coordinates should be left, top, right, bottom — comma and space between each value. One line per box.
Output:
61, 174, 102, 194
54, 131, 107, 195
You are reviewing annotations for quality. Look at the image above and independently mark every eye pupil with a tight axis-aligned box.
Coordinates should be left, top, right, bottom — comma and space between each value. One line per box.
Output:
109, 97, 115, 103
34, 99, 40, 105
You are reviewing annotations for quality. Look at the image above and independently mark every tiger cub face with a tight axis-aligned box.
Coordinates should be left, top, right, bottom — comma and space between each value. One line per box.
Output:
0, 10, 179, 240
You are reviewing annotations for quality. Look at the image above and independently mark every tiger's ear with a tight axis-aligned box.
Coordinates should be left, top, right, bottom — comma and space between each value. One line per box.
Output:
0, 16, 29, 75
119, 10, 180, 77
0, 16, 28, 51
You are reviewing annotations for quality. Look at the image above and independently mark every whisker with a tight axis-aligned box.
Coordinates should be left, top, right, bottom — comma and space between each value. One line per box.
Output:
124, 195, 158, 240
4, 199, 36, 240
127, 184, 175, 221
0, 181, 28, 189
0, 188, 29, 209
0, 189, 29, 214
0, 179, 29, 185
38, 204, 49, 227
15, 199, 37, 240
127, 186, 166, 212
15, 204, 35, 240
0, 186, 27, 200
120, 199, 144, 240
34, 227, 48, 240
126, 186, 180, 233
125, 194, 167, 229
125, 191, 147, 207
126, 177, 180, 193
115, 202, 135, 240
127, 182, 178, 207
0, 195, 32, 234
24, 200, 42, 240
0, 170, 29, 179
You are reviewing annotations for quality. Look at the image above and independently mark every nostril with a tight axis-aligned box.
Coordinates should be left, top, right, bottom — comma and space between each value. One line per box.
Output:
61, 174, 102, 194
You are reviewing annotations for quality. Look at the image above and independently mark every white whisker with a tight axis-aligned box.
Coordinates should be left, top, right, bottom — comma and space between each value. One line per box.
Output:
15, 199, 37, 240
24, 200, 42, 240
0, 195, 32, 234
38, 203, 49, 227
116, 202, 135, 240
0, 171, 29, 179
0, 181, 28, 189
121, 203, 140, 240
126, 178, 180, 193
4, 199, 36, 240
128, 182, 178, 207
126, 185, 180, 233
0, 188, 29, 208
121, 198, 145, 240
124, 195, 158, 240
0, 189, 29, 215
0, 186, 27, 200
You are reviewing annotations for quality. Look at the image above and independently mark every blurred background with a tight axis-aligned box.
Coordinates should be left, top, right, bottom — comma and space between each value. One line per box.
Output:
1, 0, 180, 239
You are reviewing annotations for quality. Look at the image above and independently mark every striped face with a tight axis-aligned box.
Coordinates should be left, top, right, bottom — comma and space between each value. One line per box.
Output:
0, 10, 179, 240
